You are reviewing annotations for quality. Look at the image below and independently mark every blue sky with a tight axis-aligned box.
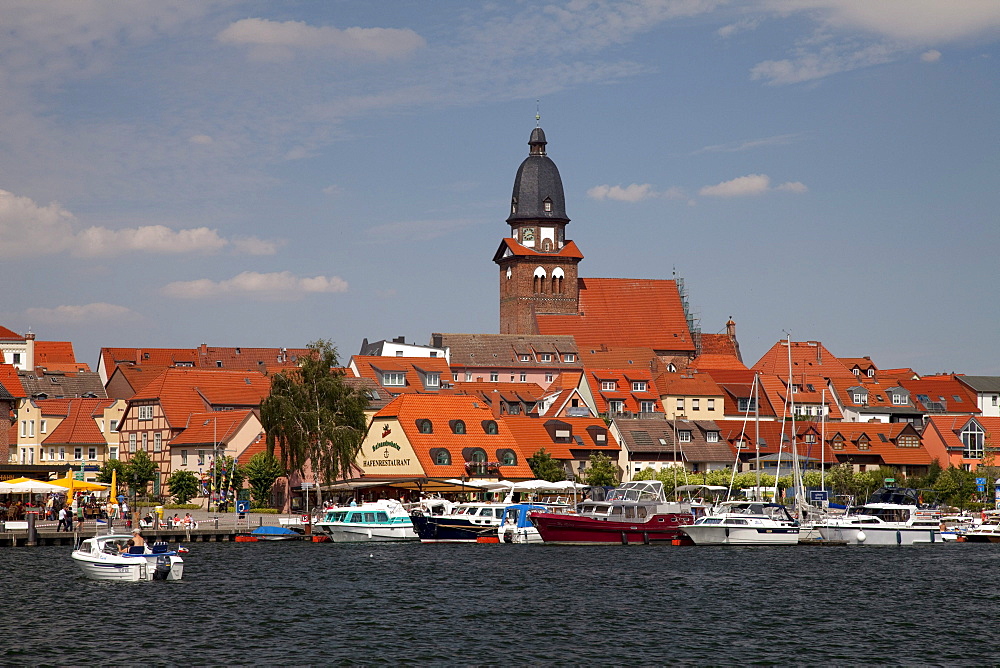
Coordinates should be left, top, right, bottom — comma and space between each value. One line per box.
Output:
1, 1, 998, 374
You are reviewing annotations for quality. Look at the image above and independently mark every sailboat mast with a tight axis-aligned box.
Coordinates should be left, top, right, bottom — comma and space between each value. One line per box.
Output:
754, 372, 761, 502
821, 388, 827, 493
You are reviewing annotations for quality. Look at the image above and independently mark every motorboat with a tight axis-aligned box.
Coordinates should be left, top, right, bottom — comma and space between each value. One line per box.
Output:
314, 500, 417, 542
814, 487, 942, 545
960, 514, 1000, 543
409, 500, 509, 543
678, 502, 800, 546
71, 534, 184, 582
245, 525, 304, 541
498, 502, 570, 544
529, 480, 695, 545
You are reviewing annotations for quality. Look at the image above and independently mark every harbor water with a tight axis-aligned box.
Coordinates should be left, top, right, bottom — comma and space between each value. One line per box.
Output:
2, 541, 998, 665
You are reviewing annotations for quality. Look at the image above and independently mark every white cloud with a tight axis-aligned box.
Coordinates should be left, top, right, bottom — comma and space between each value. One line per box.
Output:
217, 18, 426, 61
921, 49, 942, 62
797, 0, 1000, 44
587, 184, 657, 202
162, 271, 348, 300
189, 134, 214, 145
322, 184, 343, 197
718, 18, 761, 38
23, 302, 138, 324
699, 174, 808, 197
751, 42, 894, 85
695, 133, 803, 154
0, 188, 278, 258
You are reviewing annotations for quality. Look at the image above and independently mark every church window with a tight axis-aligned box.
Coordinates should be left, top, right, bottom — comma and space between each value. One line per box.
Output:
511, 198, 517, 214
552, 267, 565, 294
533, 267, 546, 293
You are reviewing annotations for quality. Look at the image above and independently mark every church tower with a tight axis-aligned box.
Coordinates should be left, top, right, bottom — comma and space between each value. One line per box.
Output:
494, 126, 583, 334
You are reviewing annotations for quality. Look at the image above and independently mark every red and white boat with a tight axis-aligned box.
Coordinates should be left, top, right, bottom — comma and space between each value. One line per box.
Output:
529, 480, 695, 545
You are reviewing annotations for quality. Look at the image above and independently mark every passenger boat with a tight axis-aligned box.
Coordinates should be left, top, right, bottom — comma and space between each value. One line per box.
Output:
814, 487, 942, 545
678, 502, 800, 546
71, 534, 184, 581
529, 480, 695, 545
314, 500, 417, 542
409, 501, 507, 543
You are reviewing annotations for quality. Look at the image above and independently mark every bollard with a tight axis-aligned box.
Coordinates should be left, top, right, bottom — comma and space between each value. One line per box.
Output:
26, 512, 37, 547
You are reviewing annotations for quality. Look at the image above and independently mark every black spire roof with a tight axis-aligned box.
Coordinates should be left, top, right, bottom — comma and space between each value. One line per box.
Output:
506, 126, 569, 225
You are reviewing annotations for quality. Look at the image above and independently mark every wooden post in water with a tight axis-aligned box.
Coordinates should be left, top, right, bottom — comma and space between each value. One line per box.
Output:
26, 512, 37, 547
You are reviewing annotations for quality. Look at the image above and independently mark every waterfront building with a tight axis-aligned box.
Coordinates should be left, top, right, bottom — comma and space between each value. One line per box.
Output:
922, 415, 1000, 471
955, 376, 1000, 418
613, 418, 731, 481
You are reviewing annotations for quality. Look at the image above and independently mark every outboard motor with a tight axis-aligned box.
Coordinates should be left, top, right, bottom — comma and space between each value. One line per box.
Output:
152, 542, 172, 580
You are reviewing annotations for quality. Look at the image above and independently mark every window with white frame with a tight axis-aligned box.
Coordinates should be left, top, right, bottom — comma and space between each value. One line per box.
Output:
962, 422, 985, 459
129, 433, 136, 453
540, 353, 552, 362
706, 431, 719, 443
29, 420, 34, 437
198, 450, 206, 466
520, 354, 530, 362
73, 447, 83, 460
738, 398, 756, 412
608, 400, 625, 413
137, 405, 154, 420
154, 432, 162, 452
892, 393, 906, 405
867, 369, 875, 377
48, 447, 55, 460
563, 354, 575, 362
181, 450, 188, 466
675, 398, 684, 411
853, 392, 866, 404
110, 420, 118, 431
465, 372, 473, 382
632, 381, 647, 392
490, 372, 499, 382
520, 373, 527, 382
545, 373, 553, 383
88, 447, 97, 460
640, 401, 656, 413
109, 446, 118, 460
678, 430, 691, 443
691, 398, 700, 411
40, 420, 47, 434
142, 433, 148, 451
708, 398, 715, 410
425, 373, 440, 388
382, 372, 405, 386
20, 421, 26, 438
58, 447, 66, 461
602, 380, 617, 391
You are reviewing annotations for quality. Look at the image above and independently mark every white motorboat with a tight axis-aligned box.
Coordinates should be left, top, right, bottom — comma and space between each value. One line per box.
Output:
679, 501, 800, 546
815, 487, 941, 545
71, 534, 184, 582
315, 499, 417, 542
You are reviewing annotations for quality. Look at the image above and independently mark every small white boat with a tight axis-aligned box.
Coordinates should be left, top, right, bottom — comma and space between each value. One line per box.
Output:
72, 534, 184, 582
814, 488, 941, 545
679, 502, 800, 546
315, 500, 417, 542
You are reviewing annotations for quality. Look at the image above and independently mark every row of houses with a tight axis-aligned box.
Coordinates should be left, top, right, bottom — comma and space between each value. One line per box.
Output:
2, 324, 999, 503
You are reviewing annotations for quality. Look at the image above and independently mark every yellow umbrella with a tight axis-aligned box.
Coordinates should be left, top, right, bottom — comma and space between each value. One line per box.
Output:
110, 468, 117, 502
50, 478, 108, 493
1, 477, 41, 485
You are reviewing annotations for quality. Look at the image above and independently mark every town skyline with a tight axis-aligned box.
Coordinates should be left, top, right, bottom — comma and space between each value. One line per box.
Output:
0, 2, 998, 374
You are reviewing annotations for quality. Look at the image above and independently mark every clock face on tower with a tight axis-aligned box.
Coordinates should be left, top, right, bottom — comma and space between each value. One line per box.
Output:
521, 227, 535, 241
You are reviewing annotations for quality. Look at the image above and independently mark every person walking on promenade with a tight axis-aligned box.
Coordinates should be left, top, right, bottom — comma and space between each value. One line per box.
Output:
57, 505, 69, 532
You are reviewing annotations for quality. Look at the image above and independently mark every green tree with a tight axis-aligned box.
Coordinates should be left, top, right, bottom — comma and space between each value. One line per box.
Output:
123, 449, 158, 500
528, 448, 565, 482
584, 452, 620, 487
95, 459, 127, 485
934, 466, 978, 509
208, 455, 246, 511
166, 469, 200, 504
244, 451, 286, 508
260, 340, 369, 492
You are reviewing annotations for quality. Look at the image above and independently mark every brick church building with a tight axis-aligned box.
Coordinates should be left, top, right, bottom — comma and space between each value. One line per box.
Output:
493, 125, 720, 365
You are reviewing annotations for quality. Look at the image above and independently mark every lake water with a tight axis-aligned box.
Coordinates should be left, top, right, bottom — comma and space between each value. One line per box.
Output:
2, 541, 998, 665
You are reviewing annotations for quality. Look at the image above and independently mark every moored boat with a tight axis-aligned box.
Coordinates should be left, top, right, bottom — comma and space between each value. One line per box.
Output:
530, 480, 694, 545
679, 501, 799, 546
498, 502, 569, 543
410, 501, 507, 543
72, 534, 184, 581
814, 487, 941, 545
314, 500, 417, 542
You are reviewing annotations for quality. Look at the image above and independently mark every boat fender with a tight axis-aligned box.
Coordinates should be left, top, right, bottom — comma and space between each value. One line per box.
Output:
621, 532, 628, 545
896, 530, 902, 545
856, 530, 867, 543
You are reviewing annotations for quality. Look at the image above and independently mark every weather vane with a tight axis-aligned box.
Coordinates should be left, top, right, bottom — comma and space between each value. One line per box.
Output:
535, 99, 540, 127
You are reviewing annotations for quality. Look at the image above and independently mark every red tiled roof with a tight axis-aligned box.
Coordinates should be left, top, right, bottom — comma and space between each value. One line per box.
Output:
654, 373, 724, 398
351, 356, 453, 394
34, 341, 78, 366
493, 238, 585, 260
715, 419, 839, 464
374, 394, 535, 478
585, 369, 660, 414
42, 398, 114, 445
690, 353, 747, 371
753, 340, 855, 380
536, 278, 695, 353
129, 368, 271, 426
901, 376, 980, 414
700, 333, 740, 357
577, 347, 659, 369
825, 423, 931, 466
504, 415, 619, 460
0, 326, 22, 340
170, 410, 258, 446
0, 364, 26, 398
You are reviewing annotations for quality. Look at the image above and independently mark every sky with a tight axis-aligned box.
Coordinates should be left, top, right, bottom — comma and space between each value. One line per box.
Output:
1, 1, 998, 375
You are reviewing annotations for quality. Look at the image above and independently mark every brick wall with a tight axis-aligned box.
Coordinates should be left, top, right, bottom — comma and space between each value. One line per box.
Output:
499, 258, 580, 334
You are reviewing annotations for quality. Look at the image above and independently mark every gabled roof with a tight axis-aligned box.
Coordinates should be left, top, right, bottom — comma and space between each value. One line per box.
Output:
34, 341, 80, 368
19, 369, 106, 400
169, 410, 259, 446
957, 376, 1000, 394
535, 278, 695, 353
753, 340, 855, 380
901, 376, 979, 415
128, 368, 271, 426
373, 394, 535, 478
436, 334, 582, 370
492, 238, 584, 262
699, 333, 741, 359
715, 420, 839, 463
503, 415, 618, 460
757, 374, 844, 420
42, 399, 115, 446
701, 369, 779, 418
577, 346, 659, 370
585, 369, 660, 414
654, 373, 724, 398
615, 418, 731, 463
0, 364, 26, 399
825, 422, 930, 466
0, 326, 22, 340
350, 355, 452, 394
828, 376, 920, 414
690, 353, 748, 372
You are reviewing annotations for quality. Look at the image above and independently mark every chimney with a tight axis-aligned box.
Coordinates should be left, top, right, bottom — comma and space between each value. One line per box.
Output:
200, 342, 208, 356
135, 348, 142, 365
393, 336, 405, 344
726, 317, 736, 339
431, 333, 443, 349
491, 389, 502, 419
25, 331, 35, 372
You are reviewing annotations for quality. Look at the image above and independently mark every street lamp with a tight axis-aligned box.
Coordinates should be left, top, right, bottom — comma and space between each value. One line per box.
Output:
673, 412, 687, 490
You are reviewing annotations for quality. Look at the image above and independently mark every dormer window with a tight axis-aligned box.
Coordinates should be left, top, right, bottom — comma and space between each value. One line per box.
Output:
601, 380, 617, 391
383, 372, 405, 387
852, 368, 860, 376
451, 420, 466, 435
891, 393, 905, 405
867, 368, 875, 377
543, 198, 552, 212
706, 431, 719, 443
608, 400, 625, 414
632, 381, 647, 392
540, 353, 552, 363
857, 436, 870, 451
678, 430, 692, 443
520, 354, 530, 362
562, 353, 575, 363
418, 419, 433, 434
853, 392, 866, 404
425, 373, 440, 388
483, 420, 498, 435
